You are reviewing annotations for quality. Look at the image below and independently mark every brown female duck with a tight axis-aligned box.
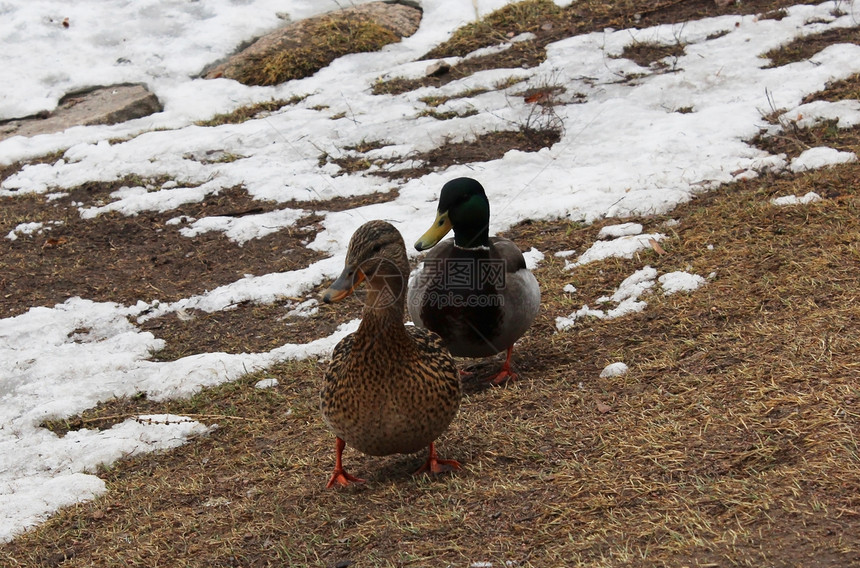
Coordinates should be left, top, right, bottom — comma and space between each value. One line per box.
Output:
320, 220, 461, 488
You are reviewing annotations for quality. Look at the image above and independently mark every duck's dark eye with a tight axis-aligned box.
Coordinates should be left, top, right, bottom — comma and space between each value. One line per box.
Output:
370, 244, 383, 255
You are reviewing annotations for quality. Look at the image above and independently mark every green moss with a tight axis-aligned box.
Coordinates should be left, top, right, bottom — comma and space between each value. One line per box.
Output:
236, 17, 400, 87
424, 0, 562, 59
417, 108, 479, 120
371, 76, 422, 96
196, 97, 306, 127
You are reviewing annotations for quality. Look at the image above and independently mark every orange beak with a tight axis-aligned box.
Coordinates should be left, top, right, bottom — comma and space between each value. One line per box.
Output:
322, 267, 366, 303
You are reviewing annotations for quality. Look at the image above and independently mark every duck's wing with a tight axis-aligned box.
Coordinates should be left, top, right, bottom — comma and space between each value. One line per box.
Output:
322, 333, 355, 387
489, 237, 528, 273
489, 236, 541, 342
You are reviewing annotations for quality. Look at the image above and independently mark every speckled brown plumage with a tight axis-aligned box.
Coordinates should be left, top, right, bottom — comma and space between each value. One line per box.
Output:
320, 220, 461, 487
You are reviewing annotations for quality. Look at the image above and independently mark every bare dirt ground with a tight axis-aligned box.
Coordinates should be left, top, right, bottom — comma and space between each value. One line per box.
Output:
2, 1, 860, 566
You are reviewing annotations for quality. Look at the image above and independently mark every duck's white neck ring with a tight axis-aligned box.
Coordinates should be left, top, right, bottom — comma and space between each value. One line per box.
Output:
453, 244, 490, 251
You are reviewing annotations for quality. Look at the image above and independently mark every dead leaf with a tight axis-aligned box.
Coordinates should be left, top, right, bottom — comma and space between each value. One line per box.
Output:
525, 91, 551, 104
596, 401, 612, 414
42, 237, 68, 249
648, 238, 666, 255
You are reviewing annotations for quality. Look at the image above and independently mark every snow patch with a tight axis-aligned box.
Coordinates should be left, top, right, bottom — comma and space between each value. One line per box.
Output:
5, 222, 43, 240
556, 266, 657, 330
522, 247, 545, 270
770, 191, 822, 206
179, 208, 307, 244
658, 271, 706, 295
568, 234, 665, 268
789, 147, 857, 172
597, 222, 643, 239
600, 362, 629, 378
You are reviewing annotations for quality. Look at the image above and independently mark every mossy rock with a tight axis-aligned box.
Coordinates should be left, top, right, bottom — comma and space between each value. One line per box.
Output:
204, 1, 422, 86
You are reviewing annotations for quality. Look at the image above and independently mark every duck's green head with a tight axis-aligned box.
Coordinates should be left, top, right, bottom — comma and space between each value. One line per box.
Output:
414, 177, 490, 251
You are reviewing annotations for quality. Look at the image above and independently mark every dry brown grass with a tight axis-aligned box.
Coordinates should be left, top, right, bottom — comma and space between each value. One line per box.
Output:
2, 1, 860, 567
233, 16, 400, 87
373, 0, 826, 95
319, 129, 561, 180
4, 158, 859, 567
762, 26, 860, 68
195, 97, 308, 127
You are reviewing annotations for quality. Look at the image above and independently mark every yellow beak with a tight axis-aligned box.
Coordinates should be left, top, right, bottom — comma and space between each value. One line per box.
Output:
414, 211, 453, 251
322, 267, 366, 303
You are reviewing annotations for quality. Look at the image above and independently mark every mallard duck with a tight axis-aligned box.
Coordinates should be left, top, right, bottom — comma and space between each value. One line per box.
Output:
407, 177, 540, 384
320, 220, 461, 488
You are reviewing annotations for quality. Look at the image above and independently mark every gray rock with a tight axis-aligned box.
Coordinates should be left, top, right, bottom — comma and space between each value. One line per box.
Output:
0, 84, 162, 141
425, 60, 451, 77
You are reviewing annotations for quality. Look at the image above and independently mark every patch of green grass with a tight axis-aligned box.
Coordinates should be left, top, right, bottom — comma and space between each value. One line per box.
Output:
236, 17, 400, 86
328, 155, 375, 173
343, 139, 389, 153
419, 94, 450, 108
371, 76, 422, 96
801, 72, 860, 104
762, 26, 860, 68
423, 0, 563, 60
374, 0, 830, 96
419, 88, 490, 109
195, 96, 306, 127
750, 118, 860, 162
619, 40, 686, 68
493, 76, 527, 90
417, 108, 479, 120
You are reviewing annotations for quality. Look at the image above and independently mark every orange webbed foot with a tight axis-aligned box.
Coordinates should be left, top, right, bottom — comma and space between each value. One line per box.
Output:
326, 469, 366, 489
326, 437, 366, 489
486, 368, 518, 385
414, 443, 461, 475
484, 346, 518, 385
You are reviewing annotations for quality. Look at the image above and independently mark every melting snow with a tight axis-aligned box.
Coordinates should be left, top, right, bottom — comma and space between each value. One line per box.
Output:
597, 222, 643, 239
567, 234, 666, 268
789, 147, 857, 172
658, 271, 707, 295
771, 191, 824, 206
2, 0, 859, 542
600, 362, 629, 378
